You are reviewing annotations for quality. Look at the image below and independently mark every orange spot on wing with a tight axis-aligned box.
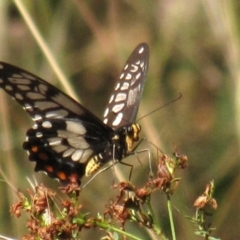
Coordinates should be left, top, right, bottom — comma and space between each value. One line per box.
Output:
69, 174, 78, 184
38, 153, 49, 161
31, 146, 38, 152
45, 165, 53, 173
57, 172, 67, 180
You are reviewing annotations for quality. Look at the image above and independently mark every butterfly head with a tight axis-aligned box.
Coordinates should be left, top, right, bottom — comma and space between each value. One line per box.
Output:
125, 123, 141, 151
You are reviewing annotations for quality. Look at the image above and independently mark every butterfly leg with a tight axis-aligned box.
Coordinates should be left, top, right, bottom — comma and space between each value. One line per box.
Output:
82, 161, 118, 188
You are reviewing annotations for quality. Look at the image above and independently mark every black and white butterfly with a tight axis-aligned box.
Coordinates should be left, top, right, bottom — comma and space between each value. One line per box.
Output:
0, 43, 149, 184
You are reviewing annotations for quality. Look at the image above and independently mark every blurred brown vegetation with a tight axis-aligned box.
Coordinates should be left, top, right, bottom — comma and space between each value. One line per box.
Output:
0, 0, 240, 239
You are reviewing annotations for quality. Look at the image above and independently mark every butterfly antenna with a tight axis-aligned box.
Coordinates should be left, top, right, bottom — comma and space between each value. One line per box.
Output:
137, 92, 182, 122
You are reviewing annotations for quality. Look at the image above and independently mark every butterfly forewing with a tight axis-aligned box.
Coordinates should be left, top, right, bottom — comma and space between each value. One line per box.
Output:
103, 43, 149, 128
0, 63, 108, 125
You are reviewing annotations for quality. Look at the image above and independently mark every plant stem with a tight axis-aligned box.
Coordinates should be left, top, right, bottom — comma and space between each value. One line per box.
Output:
95, 221, 142, 240
145, 197, 167, 239
167, 194, 176, 240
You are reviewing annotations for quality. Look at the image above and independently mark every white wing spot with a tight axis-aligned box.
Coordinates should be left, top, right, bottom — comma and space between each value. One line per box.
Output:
46, 109, 68, 118
120, 73, 124, 79
103, 119, 108, 124
130, 64, 138, 72
125, 73, 132, 80
34, 101, 59, 110
138, 46, 144, 54
63, 148, 75, 157
115, 83, 120, 90
21, 72, 36, 80
24, 103, 33, 111
112, 113, 123, 126
78, 149, 93, 163
36, 132, 43, 138
33, 114, 42, 121
103, 107, 109, 117
48, 137, 62, 146
121, 82, 129, 90
9, 77, 31, 84
42, 121, 52, 128
127, 87, 138, 106
52, 145, 68, 153
12, 74, 22, 78
140, 62, 144, 69
15, 93, 23, 100
109, 94, 114, 103
124, 64, 129, 70
66, 121, 86, 134
57, 130, 78, 138
68, 136, 89, 149
135, 72, 141, 80
17, 85, 31, 91
72, 150, 83, 161
112, 103, 124, 113
51, 93, 85, 117
26, 92, 45, 100
5, 85, 13, 91
115, 93, 127, 102
38, 84, 49, 94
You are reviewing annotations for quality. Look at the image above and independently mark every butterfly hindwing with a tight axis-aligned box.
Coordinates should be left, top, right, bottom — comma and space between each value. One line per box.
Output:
23, 119, 112, 183
0, 62, 113, 183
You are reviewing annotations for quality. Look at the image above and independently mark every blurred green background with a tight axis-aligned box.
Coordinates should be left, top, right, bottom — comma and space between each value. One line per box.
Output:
0, 0, 240, 239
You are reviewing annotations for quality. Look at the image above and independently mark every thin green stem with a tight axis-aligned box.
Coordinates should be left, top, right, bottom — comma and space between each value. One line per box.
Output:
146, 200, 161, 234
95, 221, 142, 240
145, 196, 167, 239
167, 194, 176, 240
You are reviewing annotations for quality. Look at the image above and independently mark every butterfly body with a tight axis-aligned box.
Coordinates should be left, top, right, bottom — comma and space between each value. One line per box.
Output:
0, 43, 149, 184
